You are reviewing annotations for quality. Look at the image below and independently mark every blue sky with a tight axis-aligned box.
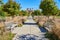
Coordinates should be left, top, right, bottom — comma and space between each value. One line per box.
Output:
3, 0, 60, 10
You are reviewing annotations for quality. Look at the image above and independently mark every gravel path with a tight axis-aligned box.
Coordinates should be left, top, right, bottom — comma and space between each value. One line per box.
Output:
12, 16, 49, 40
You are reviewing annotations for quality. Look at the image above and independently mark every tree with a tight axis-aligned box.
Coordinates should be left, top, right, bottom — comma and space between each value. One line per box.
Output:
2, 0, 21, 16
32, 10, 42, 16
0, 0, 3, 5
56, 10, 60, 16
40, 0, 58, 16
0, 0, 6, 17
20, 10, 28, 16
0, 0, 3, 10
0, 11, 6, 17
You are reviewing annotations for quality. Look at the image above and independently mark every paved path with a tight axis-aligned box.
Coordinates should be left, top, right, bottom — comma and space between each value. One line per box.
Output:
12, 16, 49, 40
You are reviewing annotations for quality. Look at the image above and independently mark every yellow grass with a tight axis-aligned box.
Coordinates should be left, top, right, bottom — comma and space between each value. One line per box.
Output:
0, 22, 5, 28
0, 31, 15, 40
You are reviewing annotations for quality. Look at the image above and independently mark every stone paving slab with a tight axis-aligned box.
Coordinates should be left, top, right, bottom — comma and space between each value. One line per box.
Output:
12, 16, 49, 40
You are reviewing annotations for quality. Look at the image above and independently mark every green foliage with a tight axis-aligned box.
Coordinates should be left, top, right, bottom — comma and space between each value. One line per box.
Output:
18, 24, 23, 27
56, 10, 60, 16
40, 0, 58, 16
32, 10, 41, 16
0, 6, 7, 17
45, 32, 59, 40
2, 0, 21, 16
0, 0, 6, 17
0, 32, 15, 40
0, 0, 3, 5
20, 10, 28, 16
8, 32, 15, 40
0, 11, 6, 17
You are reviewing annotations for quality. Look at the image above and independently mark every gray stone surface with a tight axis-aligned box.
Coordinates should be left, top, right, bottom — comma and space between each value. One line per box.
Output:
12, 16, 49, 40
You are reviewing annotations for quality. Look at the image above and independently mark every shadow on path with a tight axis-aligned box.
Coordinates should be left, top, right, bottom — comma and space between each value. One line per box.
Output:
24, 23, 37, 25
39, 27, 48, 32
16, 34, 44, 40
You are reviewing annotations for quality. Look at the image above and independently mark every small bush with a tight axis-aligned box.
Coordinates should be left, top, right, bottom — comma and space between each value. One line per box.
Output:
0, 32, 15, 40
45, 32, 59, 40
18, 24, 23, 27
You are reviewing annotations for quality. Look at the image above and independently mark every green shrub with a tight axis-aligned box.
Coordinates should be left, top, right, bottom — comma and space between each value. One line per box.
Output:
8, 32, 15, 40
0, 32, 15, 40
45, 32, 59, 40
18, 24, 23, 27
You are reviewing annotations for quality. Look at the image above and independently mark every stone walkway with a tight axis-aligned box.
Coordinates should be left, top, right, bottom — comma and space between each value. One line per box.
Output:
12, 16, 49, 40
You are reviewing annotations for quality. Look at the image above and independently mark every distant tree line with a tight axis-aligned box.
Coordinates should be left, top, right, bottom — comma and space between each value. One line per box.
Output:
32, 0, 60, 16
0, 0, 60, 17
0, 0, 28, 17
40, 0, 60, 16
